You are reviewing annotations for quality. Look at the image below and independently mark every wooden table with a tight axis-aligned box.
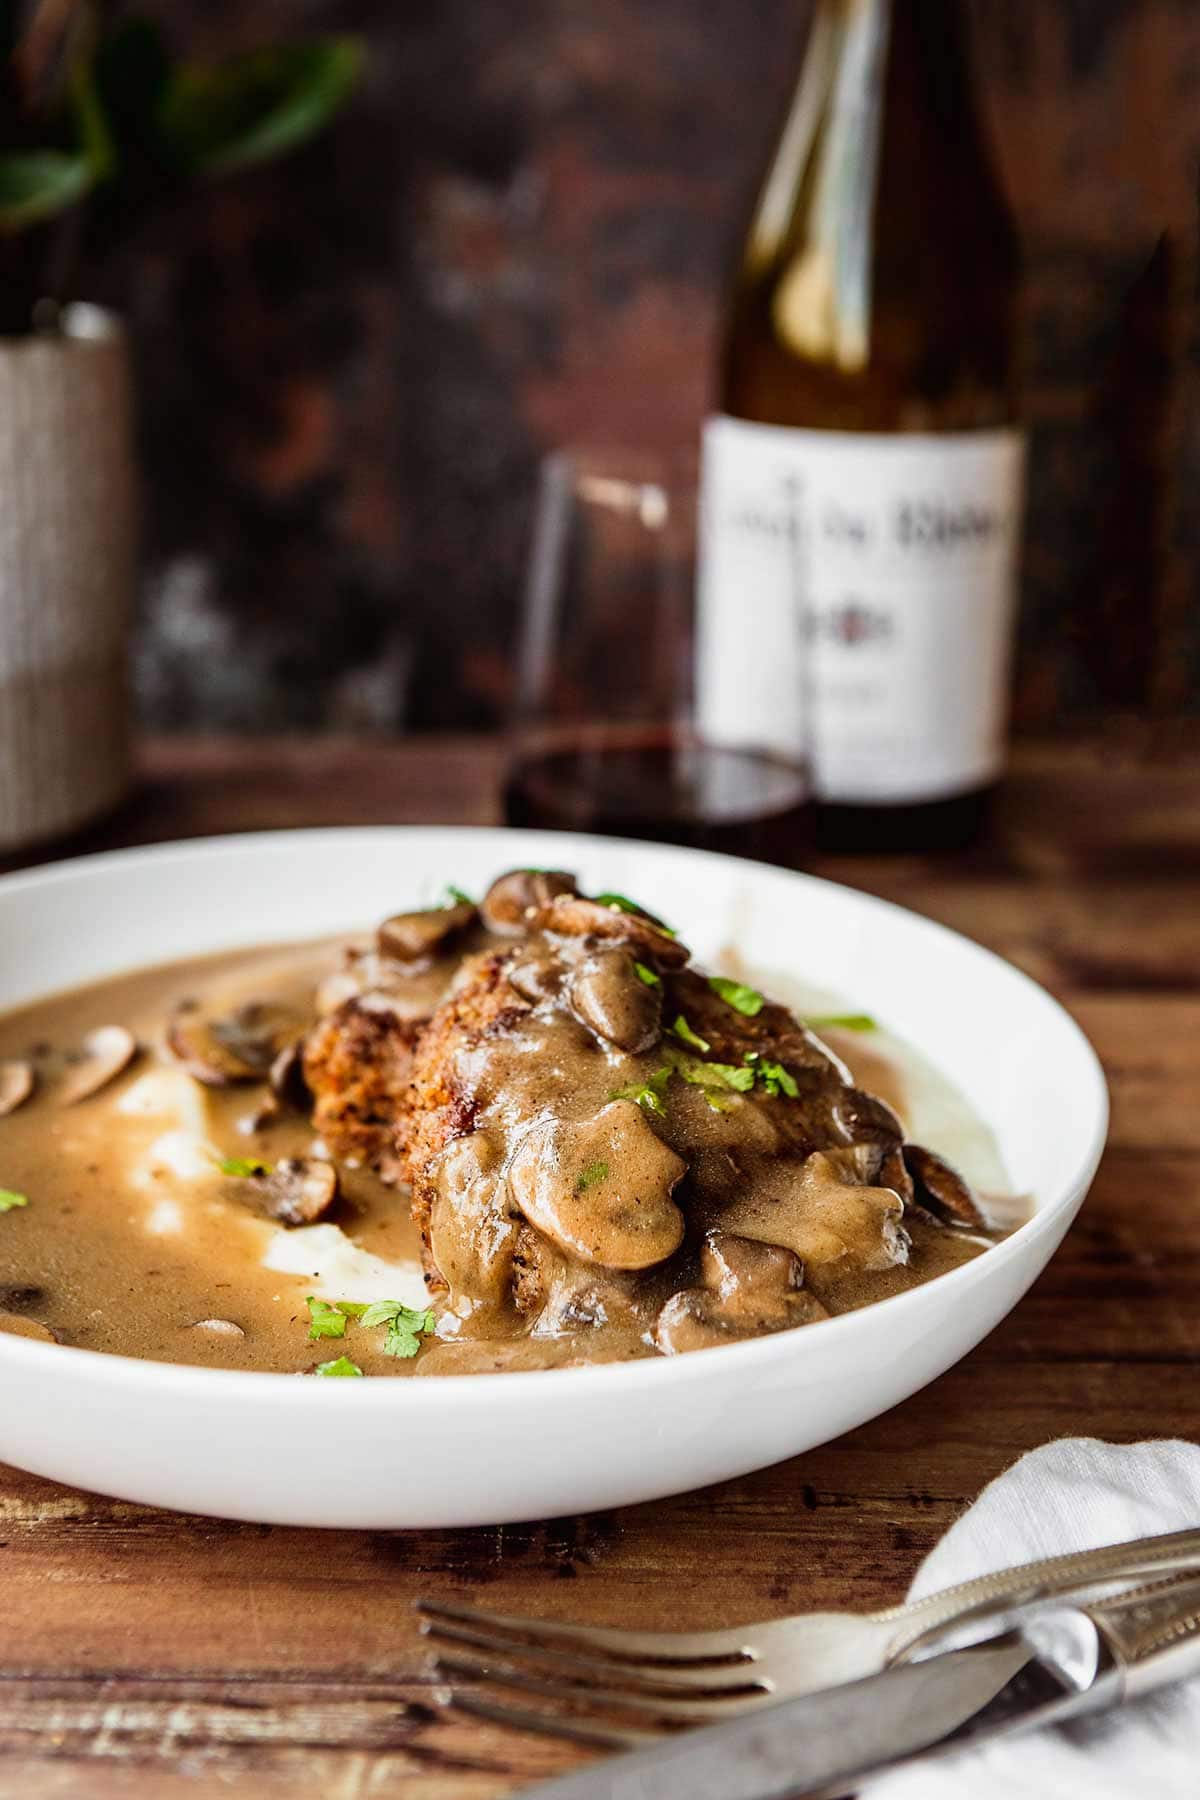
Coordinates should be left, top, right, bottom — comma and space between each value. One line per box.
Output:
3, 730, 1199, 1797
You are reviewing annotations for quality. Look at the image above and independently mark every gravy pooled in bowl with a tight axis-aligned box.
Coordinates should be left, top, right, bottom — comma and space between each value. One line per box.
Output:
0, 872, 1021, 1375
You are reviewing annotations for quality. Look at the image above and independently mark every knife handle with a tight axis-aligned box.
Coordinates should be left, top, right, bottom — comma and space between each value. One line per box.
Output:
1086, 1573, 1200, 1700
886, 1525, 1200, 1662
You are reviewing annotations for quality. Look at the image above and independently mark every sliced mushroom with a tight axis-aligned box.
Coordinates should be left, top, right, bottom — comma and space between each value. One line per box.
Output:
0, 1059, 35, 1117
258, 1157, 339, 1226
701, 1231, 806, 1312
215, 1002, 308, 1070
168, 1000, 305, 1086
57, 1026, 138, 1105
190, 1318, 246, 1338
535, 894, 690, 969
507, 1101, 686, 1270
834, 1087, 905, 1146
719, 1146, 911, 1273
377, 900, 476, 965
168, 1012, 256, 1085
268, 1040, 311, 1111
902, 1144, 985, 1229
569, 947, 663, 1053
506, 944, 566, 1004
877, 1143, 915, 1208
480, 868, 577, 936
318, 949, 443, 1021
355, 989, 431, 1024
655, 1232, 829, 1354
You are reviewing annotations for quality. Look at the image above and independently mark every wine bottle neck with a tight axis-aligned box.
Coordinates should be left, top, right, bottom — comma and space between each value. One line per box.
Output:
808, 0, 984, 145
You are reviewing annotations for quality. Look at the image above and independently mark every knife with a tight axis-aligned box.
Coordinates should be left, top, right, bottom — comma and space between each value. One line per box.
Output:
512, 1573, 1200, 1800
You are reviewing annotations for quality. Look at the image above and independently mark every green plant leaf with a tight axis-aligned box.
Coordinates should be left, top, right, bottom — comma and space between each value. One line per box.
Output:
158, 38, 364, 179
0, 152, 93, 233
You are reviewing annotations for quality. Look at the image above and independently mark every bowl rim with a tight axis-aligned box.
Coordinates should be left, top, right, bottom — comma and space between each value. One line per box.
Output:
0, 825, 1110, 1405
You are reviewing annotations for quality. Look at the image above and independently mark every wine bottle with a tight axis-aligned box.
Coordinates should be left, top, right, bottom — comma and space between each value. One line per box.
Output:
698, 0, 1024, 851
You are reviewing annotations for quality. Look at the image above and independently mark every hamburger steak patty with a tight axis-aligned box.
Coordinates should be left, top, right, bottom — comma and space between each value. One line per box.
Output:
300, 870, 992, 1362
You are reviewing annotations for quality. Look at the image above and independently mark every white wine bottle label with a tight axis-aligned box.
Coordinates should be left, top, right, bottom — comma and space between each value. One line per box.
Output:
698, 415, 1026, 803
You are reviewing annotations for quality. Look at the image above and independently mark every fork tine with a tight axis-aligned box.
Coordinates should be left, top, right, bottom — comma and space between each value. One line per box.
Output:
431, 1652, 771, 1724
422, 1618, 770, 1696
444, 1689, 652, 1751
414, 1597, 755, 1667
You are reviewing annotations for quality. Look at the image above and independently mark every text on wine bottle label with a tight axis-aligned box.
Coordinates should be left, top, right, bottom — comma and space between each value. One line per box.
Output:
698, 416, 1026, 803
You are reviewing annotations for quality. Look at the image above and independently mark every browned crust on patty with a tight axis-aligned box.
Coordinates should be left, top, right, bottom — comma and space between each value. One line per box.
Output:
302, 999, 424, 1182
398, 950, 531, 1280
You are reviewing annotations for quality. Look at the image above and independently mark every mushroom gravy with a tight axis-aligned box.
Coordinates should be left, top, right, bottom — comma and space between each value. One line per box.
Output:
0, 940, 435, 1374
0, 893, 1023, 1376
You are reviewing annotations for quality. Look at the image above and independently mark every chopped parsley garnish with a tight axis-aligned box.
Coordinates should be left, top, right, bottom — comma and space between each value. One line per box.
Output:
359, 1299, 438, 1359
740, 1050, 801, 1099
576, 1160, 609, 1193
612, 1067, 671, 1117
305, 1296, 435, 1359
708, 976, 765, 1018
671, 1015, 711, 1053
758, 1059, 800, 1099
806, 1012, 879, 1033
216, 1155, 272, 1179
0, 1189, 29, 1213
633, 961, 661, 988
663, 1044, 754, 1093
315, 1356, 363, 1378
306, 1296, 349, 1341
594, 892, 677, 937
444, 884, 475, 907
703, 1093, 737, 1114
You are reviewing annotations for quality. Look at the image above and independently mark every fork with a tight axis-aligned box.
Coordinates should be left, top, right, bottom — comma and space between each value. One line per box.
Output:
417, 1525, 1200, 1748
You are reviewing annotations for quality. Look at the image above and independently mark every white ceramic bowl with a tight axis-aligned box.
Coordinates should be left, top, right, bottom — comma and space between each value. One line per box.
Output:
0, 828, 1107, 1527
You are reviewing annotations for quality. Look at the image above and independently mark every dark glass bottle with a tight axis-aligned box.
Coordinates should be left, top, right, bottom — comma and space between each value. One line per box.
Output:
701, 0, 1023, 852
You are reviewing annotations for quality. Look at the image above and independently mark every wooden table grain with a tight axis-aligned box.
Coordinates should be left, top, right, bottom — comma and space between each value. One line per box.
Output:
2, 730, 1198, 1798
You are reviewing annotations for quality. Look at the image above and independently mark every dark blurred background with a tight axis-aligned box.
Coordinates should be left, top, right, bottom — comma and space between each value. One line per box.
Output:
92, 0, 1200, 735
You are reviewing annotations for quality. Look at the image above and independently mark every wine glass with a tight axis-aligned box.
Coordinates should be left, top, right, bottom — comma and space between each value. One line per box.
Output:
503, 447, 812, 864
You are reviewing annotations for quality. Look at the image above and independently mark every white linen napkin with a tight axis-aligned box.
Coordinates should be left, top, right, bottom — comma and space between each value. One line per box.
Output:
865, 1437, 1200, 1800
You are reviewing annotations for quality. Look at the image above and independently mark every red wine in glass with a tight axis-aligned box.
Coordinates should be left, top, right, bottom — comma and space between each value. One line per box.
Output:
504, 732, 813, 865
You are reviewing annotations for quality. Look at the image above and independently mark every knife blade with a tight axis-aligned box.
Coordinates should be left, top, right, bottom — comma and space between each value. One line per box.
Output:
511, 1632, 1043, 1800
